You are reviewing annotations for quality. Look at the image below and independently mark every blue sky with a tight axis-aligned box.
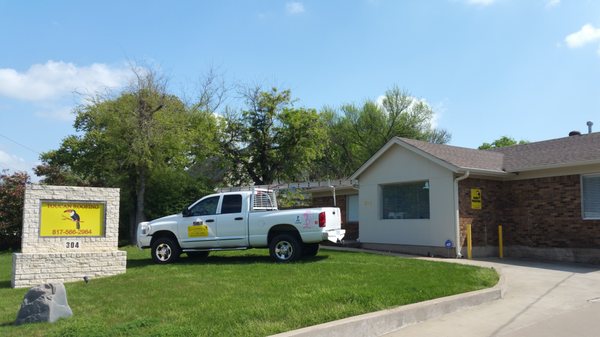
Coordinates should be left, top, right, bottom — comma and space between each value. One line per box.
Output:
1, 0, 600, 178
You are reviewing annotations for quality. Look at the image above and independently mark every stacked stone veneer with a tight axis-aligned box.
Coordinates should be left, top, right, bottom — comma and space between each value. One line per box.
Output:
12, 184, 127, 288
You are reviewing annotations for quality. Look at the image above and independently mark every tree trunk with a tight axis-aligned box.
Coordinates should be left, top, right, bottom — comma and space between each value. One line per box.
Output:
131, 167, 147, 245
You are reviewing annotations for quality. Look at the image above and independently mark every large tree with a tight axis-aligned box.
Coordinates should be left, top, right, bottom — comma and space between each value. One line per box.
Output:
36, 68, 218, 243
314, 86, 450, 178
219, 87, 328, 185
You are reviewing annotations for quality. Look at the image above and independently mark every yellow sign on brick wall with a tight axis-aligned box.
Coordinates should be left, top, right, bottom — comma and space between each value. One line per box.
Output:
471, 188, 482, 210
39, 201, 105, 237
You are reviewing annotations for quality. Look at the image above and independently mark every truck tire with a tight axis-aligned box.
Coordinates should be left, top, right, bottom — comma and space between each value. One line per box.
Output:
269, 234, 302, 263
151, 237, 181, 264
187, 251, 210, 259
302, 243, 320, 257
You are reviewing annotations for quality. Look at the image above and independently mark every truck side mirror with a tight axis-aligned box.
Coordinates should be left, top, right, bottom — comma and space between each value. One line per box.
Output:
182, 207, 191, 217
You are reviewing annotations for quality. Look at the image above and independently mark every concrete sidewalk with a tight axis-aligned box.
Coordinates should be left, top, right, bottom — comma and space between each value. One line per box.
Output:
384, 257, 600, 337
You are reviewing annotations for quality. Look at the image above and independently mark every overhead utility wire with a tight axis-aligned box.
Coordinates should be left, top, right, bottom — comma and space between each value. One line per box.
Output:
0, 133, 41, 155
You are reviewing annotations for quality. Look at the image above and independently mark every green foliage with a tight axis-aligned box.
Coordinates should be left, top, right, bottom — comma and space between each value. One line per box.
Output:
219, 87, 328, 185
35, 69, 219, 242
144, 167, 214, 220
315, 86, 451, 178
478, 136, 528, 150
0, 170, 29, 250
0, 247, 498, 337
276, 188, 311, 209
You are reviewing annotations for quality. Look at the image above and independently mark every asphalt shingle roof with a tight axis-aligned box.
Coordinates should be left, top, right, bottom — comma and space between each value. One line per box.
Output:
397, 132, 600, 174
400, 138, 505, 173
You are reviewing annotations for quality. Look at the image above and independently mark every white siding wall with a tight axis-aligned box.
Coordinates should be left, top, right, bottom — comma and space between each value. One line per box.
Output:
358, 145, 456, 247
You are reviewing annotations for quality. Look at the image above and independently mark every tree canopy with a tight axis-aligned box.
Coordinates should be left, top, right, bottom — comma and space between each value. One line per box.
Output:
36, 69, 218, 243
314, 87, 450, 178
219, 87, 328, 185
478, 136, 528, 150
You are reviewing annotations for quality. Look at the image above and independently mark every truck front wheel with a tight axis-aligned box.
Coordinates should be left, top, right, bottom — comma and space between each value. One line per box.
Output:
151, 237, 181, 264
269, 234, 302, 263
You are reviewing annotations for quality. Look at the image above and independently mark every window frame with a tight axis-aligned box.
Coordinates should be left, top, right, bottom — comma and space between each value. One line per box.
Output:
380, 180, 430, 220
346, 194, 359, 223
581, 173, 600, 220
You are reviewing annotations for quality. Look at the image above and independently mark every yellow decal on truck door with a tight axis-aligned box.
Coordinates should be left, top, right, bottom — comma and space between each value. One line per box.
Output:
188, 225, 208, 237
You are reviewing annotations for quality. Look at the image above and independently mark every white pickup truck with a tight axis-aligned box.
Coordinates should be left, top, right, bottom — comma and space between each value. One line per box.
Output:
137, 189, 345, 263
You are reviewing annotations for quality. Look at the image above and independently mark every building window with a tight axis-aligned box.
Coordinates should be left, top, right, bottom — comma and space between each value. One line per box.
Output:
582, 174, 600, 219
381, 181, 430, 219
347, 194, 359, 222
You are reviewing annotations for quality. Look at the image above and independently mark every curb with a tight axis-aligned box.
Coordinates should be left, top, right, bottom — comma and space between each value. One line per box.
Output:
270, 263, 505, 337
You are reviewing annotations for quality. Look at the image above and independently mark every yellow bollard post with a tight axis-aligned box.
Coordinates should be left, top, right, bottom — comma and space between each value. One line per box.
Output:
467, 224, 472, 260
498, 225, 504, 259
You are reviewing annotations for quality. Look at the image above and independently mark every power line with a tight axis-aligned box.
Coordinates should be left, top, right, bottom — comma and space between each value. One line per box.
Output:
0, 133, 41, 156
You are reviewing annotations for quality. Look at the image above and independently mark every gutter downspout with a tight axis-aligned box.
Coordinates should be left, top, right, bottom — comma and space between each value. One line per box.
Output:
454, 170, 470, 258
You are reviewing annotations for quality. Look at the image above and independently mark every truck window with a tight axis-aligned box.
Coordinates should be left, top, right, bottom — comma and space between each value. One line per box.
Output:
189, 196, 219, 216
221, 195, 242, 214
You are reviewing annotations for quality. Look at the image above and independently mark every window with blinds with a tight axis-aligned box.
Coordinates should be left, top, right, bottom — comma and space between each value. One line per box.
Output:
582, 175, 600, 219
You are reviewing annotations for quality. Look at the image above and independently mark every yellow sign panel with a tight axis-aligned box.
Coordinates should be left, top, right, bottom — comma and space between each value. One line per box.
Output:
188, 225, 208, 237
40, 201, 105, 237
471, 188, 482, 210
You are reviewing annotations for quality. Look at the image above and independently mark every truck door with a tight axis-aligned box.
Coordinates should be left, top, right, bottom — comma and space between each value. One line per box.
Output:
216, 194, 248, 247
179, 195, 220, 249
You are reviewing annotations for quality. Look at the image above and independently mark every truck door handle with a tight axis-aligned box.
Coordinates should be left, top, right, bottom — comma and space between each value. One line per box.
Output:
235, 217, 243, 221
205, 219, 215, 223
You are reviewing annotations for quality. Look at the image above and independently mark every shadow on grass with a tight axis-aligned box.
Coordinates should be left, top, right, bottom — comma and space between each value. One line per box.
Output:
0, 281, 12, 289
127, 254, 328, 269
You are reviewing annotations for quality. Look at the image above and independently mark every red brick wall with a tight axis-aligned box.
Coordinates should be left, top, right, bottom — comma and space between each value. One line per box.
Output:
312, 195, 359, 241
458, 178, 506, 248
459, 175, 600, 249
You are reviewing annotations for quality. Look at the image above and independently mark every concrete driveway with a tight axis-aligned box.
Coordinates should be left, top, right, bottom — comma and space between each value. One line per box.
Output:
384, 257, 600, 337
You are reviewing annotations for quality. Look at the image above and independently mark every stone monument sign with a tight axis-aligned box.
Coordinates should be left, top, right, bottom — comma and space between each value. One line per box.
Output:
12, 184, 127, 288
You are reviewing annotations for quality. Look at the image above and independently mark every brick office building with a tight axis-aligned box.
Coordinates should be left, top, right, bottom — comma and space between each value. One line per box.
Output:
349, 132, 600, 264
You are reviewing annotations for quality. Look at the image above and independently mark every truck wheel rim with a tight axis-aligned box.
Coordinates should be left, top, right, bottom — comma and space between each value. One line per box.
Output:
275, 241, 293, 260
156, 243, 172, 261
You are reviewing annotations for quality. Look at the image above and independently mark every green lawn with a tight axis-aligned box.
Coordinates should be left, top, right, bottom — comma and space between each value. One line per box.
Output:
0, 246, 498, 337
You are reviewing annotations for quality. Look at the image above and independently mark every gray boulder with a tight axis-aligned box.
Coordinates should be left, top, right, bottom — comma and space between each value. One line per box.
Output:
15, 283, 73, 325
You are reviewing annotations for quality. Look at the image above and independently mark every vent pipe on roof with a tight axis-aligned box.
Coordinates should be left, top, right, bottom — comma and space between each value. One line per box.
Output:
587, 121, 593, 134
569, 130, 581, 136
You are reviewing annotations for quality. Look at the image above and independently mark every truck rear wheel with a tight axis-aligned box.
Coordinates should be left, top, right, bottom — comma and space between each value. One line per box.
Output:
269, 234, 302, 263
151, 237, 181, 264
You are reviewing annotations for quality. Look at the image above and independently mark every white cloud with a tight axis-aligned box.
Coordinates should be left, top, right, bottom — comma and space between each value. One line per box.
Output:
0, 150, 29, 172
0, 61, 130, 102
565, 24, 600, 48
286, 2, 305, 15
466, 0, 495, 6
546, 0, 560, 8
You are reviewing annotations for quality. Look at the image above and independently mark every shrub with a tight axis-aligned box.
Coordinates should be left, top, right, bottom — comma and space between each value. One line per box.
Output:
0, 170, 29, 250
